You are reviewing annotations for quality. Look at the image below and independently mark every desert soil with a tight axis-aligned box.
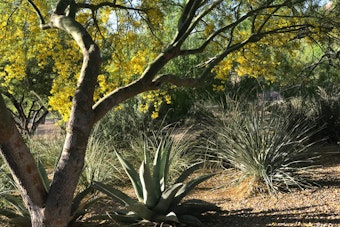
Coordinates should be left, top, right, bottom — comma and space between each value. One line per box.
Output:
194, 146, 340, 227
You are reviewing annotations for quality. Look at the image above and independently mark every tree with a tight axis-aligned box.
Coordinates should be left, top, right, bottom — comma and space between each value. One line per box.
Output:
0, 0, 336, 226
1, 57, 54, 136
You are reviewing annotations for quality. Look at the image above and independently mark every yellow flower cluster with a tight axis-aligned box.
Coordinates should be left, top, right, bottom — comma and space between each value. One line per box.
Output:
141, 0, 164, 29
139, 90, 172, 119
212, 4, 305, 87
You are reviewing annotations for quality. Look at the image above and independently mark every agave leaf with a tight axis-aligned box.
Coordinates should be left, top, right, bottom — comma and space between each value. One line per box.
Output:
70, 197, 102, 223
152, 141, 163, 197
8, 216, 31, 227
106, 211, 141, 223
159, 139, 172, 192
115, 150, 143, 201
154, 211, 179, 223
128, 202, 155, 220
153, 183, 183, 214
70, 187, 102, 222
144, 142, 151, 168
175, 199, 220, 216
153, 138, 172, 195
140, 161, 158, 208
71, 187, 93, 214
0, 194, 29, 217
172, 174, 214, 207
0, 208, 22, 219
37, 159, 50, 192
174, 162, 204, 184
92, 181, 137, 207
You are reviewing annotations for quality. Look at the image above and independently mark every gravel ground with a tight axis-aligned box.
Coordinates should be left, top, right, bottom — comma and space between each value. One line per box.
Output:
195, 146, 340, 227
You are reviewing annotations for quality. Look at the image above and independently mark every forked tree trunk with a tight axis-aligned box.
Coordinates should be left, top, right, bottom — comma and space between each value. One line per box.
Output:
1, 1, 101, 226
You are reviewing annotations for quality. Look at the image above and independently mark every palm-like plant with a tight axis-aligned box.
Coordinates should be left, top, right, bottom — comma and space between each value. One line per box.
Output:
93, 134, 218, 226
208, 104, 324, 194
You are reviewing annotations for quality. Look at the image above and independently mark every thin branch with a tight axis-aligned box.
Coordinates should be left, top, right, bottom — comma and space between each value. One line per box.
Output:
153, 74, 203, 88
27, 0, 45, 25
178, 0, 305, 56
76, 1, 144, 12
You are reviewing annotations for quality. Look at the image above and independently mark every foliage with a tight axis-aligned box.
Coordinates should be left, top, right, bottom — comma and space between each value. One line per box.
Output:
314, 86, 340, 143
207, 101, 324, 194
92, 100, 150, 149
278, 85, 340, 144
2, 0, 337, 121
27, 134, 64, 168
80, 126, 125, 187
93, 131, 217, 226
0, 160, 100, 225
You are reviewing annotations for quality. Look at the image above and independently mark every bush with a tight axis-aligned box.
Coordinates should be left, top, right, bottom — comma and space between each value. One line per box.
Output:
207, 102, 324, 194
94, 101, 150, 149
314, 86, 340, 143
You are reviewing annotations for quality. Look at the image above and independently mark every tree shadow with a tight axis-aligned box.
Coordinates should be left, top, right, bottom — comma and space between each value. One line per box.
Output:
203, 206, 340, 227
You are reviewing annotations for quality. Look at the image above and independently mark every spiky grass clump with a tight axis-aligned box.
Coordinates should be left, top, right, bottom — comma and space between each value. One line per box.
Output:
209, 104, 323, 194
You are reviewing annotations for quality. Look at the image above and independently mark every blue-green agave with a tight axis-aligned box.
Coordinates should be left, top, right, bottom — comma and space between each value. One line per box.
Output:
93, 137, 218, 226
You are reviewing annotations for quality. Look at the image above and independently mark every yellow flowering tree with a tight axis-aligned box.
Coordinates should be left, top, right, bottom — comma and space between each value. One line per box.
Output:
0, 0, 336, 226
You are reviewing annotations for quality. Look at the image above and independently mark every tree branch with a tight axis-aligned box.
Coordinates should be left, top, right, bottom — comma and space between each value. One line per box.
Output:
178, 0, 303, 56
0, 93, 47, 209
153, 74, 203, 88
75, 1, 144, 12
26, 0, 50, 29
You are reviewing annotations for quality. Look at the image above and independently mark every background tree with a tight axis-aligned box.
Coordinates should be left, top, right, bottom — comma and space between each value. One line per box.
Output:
0, 58, 55, 136
0, 0, 337, 226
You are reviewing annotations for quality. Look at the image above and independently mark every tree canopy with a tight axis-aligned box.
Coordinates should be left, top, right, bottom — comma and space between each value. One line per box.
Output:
1, 0, 338, 121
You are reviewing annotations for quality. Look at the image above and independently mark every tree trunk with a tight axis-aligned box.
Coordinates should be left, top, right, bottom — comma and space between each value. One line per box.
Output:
1, 1, 101, 225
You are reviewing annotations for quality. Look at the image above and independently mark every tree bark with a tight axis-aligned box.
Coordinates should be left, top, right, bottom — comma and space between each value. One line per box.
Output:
0, 94, 47, 224
37, 9, 101, 226
2, 1, 101, 225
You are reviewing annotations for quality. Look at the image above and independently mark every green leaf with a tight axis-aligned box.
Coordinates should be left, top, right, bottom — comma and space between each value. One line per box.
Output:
153, 138, 172, 196
153, 183, 183, 214
178, 214, 204, 227
174, 162, 204, 184
172, 174, 214, 207
159, 139, 172, 191
37, 159, 50, 192
71, 187, 93, 214
70, 197, 102, 223
115, 150, 143, 201
0, 208, 22, 219
92, 181, 137, 207
0, 194, 29, 217
175, 199, 220, 216
105, 211, 141, 223
163, 211, 179, 223
128, 202, 155, 220
140, 161, 158, 208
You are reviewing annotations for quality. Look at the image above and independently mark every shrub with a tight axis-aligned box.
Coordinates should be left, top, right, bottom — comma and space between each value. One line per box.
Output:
207, 103, 324, 194
80, 125, 126, 187
314, 86, 340, 143
94, 101, 149, 149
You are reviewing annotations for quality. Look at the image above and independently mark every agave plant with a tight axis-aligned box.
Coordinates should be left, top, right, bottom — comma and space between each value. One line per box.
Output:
93, 135, 218, 226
